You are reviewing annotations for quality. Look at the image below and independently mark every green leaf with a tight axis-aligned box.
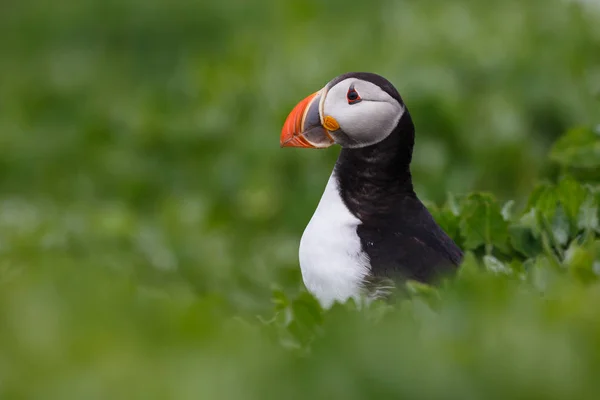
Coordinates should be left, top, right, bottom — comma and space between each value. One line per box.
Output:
524, 181, 579, 247
430, 206, 461, 243
501, 200, 515, 221
556, 176, 589, 227
286, 292, 323, 346
342, 296, 359, 311
271, 288, 290, 312
483, 255, 513, 276
426, 193, 463, 242
525, 183, 554, 213
291, 291, 323, 327
459, 193, 509, 252
446, 192, 462, 216
457, 251, 481, 280
509, 222, 543, 258
526, 183, 559, 222
405, 280, 441, 310
564, 241, 597, 284
519, 208, 542, 238
578, 195, 599, 232
529, 255, 560, 292
550, 205, 570, 247
549, 126, 600, 169
507, 259, 527, 279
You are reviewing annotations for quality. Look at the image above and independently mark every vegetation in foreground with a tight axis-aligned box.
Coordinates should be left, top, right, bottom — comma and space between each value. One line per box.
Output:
1, 125, 599, 400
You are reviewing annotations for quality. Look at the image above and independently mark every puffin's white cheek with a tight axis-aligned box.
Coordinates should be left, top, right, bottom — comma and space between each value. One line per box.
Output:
339, 102, 403, 145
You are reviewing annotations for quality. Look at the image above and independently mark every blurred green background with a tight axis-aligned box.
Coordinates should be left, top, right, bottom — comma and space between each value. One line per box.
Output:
0, 0, 599, 398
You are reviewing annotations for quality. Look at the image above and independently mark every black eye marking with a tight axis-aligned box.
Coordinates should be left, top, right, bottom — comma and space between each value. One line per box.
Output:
347, 85, 362, 104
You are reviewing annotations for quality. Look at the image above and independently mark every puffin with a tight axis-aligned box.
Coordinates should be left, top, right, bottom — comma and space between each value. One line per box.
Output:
280, 72, 463, 308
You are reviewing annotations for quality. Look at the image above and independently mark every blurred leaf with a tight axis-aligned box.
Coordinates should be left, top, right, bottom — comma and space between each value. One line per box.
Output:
549, 205, 570, 247
457, 251, 481, 280
459, 193, 509, 251
578, 195, 599, 232
291, 291, 323, 327
525, 181, 580, 249
555, 176, 589, 234
271, 288, 290, 312
501, 200, 515, 221
550, 126, 600, 169
564, 241, 597, 283
285, 292, 323, 347
529, 255, 560, 292
509, 222, 543, 258
430, 204, 461, 243
405, 280, 441, 310
526, 183, 558, 221
483, 255, 513, 276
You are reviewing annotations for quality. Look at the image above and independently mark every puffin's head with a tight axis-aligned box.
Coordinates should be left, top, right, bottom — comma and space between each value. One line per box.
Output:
280, 72, 406, 149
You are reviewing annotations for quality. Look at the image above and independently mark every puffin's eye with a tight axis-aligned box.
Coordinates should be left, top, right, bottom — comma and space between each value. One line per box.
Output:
347, 87, 361, 104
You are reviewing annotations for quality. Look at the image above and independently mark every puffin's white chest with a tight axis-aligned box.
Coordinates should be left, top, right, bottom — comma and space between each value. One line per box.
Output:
298, 174, 370, 308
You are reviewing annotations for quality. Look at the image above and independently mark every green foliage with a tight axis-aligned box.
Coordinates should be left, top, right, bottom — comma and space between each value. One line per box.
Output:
550, 126, 600, 170
457, 193, 510, 252
1, 0, 600, 398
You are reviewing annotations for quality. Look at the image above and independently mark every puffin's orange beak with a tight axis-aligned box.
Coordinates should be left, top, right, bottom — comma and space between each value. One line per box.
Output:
280, 91, 335, 148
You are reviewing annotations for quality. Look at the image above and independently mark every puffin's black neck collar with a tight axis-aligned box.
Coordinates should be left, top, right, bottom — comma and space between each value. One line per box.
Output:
334, 110, 416, 220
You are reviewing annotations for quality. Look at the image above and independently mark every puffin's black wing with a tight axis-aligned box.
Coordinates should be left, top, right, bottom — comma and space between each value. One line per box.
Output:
358, 197, 463, 284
